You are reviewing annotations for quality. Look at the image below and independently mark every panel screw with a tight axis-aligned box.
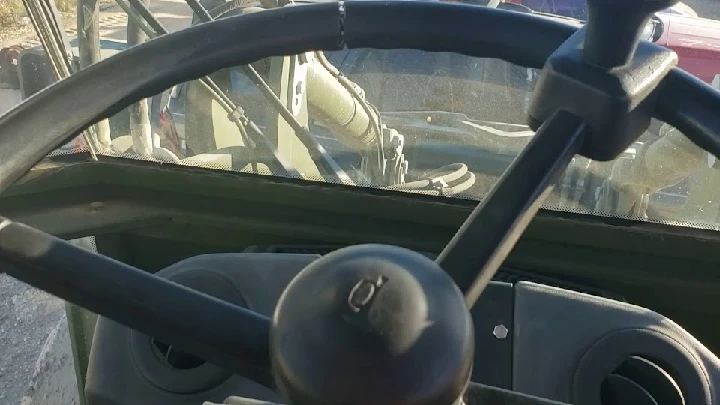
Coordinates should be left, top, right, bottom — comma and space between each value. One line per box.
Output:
493, 324, 509, 340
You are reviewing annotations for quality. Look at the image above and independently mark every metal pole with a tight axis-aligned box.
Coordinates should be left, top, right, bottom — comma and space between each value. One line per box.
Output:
126, 0, 153, 156
77, 0, 111, 149
22, 0, 99, 158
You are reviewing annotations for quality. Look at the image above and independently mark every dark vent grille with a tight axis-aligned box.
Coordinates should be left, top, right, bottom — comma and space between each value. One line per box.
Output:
243, 244, 623, 301
151, 338, 206, 370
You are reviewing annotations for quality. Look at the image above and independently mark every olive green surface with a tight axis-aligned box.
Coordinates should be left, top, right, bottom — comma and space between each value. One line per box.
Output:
4, 156, 720, 393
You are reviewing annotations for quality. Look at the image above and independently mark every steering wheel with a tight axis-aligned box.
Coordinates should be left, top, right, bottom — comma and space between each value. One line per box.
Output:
0, 1, 720, 405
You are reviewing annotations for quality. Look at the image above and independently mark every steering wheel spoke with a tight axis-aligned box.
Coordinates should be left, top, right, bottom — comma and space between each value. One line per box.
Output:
436, 110, 586, 307
0, 217, 274, 387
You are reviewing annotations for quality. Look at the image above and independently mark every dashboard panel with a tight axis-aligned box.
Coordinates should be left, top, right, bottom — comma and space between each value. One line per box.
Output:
84, 245, 720, 405
243, 244, 626, 301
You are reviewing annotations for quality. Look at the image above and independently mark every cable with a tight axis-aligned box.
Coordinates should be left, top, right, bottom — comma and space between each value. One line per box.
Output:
186, 0, 214, 21
120, 0, 253, 149
117, 0, 298, 176
120, 0, 471, 187
387, 163, 476, 197
186, 0, 353, 183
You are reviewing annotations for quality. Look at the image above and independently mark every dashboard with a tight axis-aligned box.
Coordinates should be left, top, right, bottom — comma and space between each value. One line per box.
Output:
84, 245, 720, 405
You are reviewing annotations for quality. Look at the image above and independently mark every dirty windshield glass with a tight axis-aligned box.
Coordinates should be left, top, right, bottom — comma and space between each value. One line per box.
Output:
0, 0, 720, 401
1, 0, 718, 230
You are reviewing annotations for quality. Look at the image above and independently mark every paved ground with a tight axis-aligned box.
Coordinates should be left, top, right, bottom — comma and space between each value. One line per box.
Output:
0, 89, 22, 118
0, 0, 719, 404
685, 0, 720, 19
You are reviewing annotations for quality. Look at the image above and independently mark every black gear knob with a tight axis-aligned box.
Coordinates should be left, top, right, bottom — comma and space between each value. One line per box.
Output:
583, 0, 679, 68
270, 244, 474, 405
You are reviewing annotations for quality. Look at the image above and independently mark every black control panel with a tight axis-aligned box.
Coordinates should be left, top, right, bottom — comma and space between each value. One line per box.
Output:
84, 247, 717, 405
243, 244, 624, 301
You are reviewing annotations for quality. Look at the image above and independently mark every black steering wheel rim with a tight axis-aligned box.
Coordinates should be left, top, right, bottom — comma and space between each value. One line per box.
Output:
1, 1, 718, 192
0, 2, 577, 192
0, 1, 720, 401
0, 1, 718, 194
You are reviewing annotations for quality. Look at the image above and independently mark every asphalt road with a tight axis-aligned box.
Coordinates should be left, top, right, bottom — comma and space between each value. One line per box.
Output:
0, 275, 76, 405
0, 0, 719, 404
685, 0, 720, 18
0, 237, 102, 405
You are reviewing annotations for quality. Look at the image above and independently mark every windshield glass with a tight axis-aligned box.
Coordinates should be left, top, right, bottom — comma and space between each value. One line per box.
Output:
2, 0, 720, 233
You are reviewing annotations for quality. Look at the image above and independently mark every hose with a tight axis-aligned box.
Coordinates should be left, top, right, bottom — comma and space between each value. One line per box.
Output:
313, 51, 385, 171
388, 163, 476, 197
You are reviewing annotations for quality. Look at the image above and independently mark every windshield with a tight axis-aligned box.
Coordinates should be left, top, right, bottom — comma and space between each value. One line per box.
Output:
0, 0, 718, 232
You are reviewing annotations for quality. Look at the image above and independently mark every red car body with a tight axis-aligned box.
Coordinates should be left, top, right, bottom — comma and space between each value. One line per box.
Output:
654, 13, 720, 84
